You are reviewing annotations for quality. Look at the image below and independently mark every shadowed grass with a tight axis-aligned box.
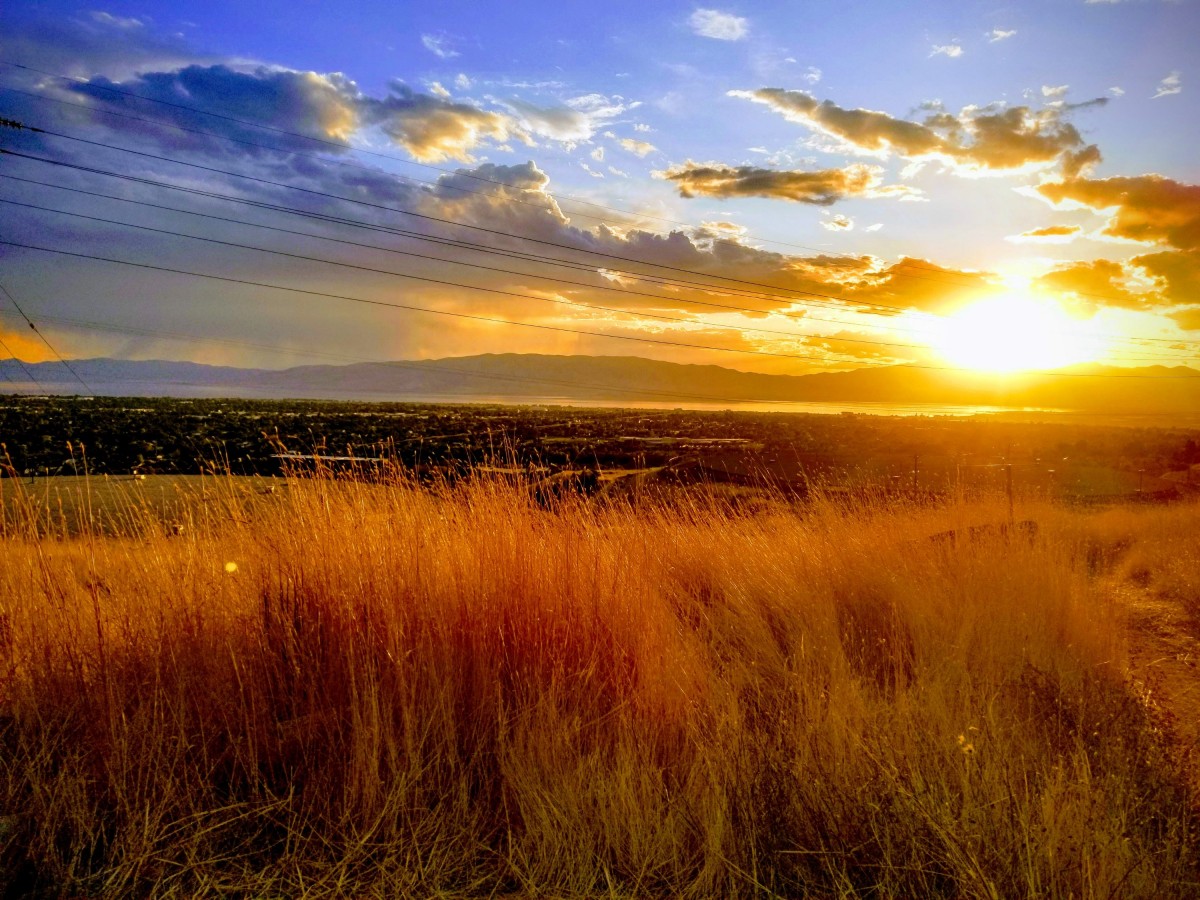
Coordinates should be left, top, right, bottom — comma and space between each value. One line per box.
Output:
0, 470, 1196, 897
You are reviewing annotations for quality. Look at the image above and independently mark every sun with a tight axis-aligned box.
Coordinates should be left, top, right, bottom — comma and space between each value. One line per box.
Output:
933, 295, 1096, 373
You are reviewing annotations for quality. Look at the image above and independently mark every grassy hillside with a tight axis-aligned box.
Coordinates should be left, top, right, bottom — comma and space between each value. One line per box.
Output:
0, 472, 1197, 898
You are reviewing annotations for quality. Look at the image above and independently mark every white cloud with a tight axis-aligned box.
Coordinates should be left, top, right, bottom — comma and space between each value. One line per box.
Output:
1152, 71, 1182, 99
930, 44, 964, 58
803, 66, 822, 85
580, 162, 604, 178
428, 81, 451, 99
421, 34, 460, 59
688, 8, 749, 41
865, 223, 883, 232
821, 214, 854, 231
505, 93, 628, 142
454, 73, 472, 90
1042, 84, 1070, 100
590, 146, 605, 161
1110, 86, 1125, 97
618, 137, 658, 157
988, 28, 1017, 42
607, 166, 629, 177
634, 123, 652, 132
90, 11, 145, 29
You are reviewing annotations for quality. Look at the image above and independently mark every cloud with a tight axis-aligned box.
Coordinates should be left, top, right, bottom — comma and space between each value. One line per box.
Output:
1110, 86, 1125, 97
841, 258, 1001, 315
1036, 174, 1200, 250
590, 146, 605, 161
69, 64, 362, 151
803, 66, 822, 85
1042, 84, 1070, 101
633, 123, 652, 132
930, 44, 964, 58
365, 84, 528, 162
1168, 307, 1200, 331
618, 137, 658, 157
821, 214, 854, 231
0, 324, 51, 362
688, 8, 749, 41
59, 62, 536, 166
1007, 224, 1084, 244
1133, 250, 1200, 303
421, 33, 460, 59
655, 161, 920, 204
1153, 71, 1182, 99
731, 87, 1107, 176
454, 73, 472, 91
90, 11, 145, 29
988, 28, 1017, 42
1036, 259, 1152, 310
505, 93, 627, 142
1037, 173, 1200, 306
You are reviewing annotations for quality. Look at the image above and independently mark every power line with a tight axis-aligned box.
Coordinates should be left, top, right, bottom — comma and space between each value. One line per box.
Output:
0, 155, 937, 329
0, 280, 92, 393
0, 238, 861, 366
0, 69, 1179, 315
6, 194, 1193, 368
4, 147, 1194, 357
0, 195, 922, 355
3, 239, 1196, 380
0, 59, 948, 265
12, 123, 1030, 318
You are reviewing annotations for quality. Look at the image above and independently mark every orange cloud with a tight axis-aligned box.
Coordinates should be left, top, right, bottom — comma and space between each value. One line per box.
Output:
656, 161, 918, 204
1007, 224, 1084, 244
836, 258, 1000, 316
0, 326, 50, 363
1036, 259, 1153, 310
1036, 174, 1200, 307
1169, 307, 1200, 331
1036, 174, 1200, 250
731, 88, 1104, 176
1132, 250, 1200, 305
365, 86, 529, 163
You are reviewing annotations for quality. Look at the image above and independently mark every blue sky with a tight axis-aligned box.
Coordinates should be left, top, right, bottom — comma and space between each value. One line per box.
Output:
1, 0, 1198, 375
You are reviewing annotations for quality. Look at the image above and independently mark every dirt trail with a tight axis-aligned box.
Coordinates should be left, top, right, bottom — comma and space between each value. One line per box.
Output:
1114, 581, 1200, 802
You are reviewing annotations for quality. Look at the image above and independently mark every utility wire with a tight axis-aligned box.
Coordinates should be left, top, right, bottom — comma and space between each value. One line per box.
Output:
0, 154, 935, 326
0, 61, 950, 267
4, 148, 1194, 356
0, 238, 861, 366
0, 195, 920, 353
3, 238, 1197, 380
11, 123, 1059, 319
0, 281, 92, 392
6, 195, 1192, 367
0, 69, 1174, 311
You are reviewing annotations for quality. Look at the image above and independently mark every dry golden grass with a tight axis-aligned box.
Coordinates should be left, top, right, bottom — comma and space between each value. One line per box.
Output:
0, 470, 1197, 898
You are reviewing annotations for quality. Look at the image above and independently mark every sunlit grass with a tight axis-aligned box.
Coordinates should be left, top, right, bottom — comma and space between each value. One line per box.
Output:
0, 470, 1196, 897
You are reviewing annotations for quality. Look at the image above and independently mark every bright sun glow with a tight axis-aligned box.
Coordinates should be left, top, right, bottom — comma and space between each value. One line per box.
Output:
934, 295, 1097, 373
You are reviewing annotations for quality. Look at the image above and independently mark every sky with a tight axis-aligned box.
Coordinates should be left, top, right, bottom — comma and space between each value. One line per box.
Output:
0, 0, 1198, 378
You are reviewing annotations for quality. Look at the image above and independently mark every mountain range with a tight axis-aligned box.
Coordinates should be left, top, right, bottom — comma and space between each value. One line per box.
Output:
2, 354, 1199, 414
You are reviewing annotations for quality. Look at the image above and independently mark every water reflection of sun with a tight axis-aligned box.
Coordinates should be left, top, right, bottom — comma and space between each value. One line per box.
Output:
933, 295, 1099, 373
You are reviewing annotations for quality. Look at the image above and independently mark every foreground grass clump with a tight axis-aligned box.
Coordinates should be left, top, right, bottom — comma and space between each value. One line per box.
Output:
0, 473, 1197, 898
